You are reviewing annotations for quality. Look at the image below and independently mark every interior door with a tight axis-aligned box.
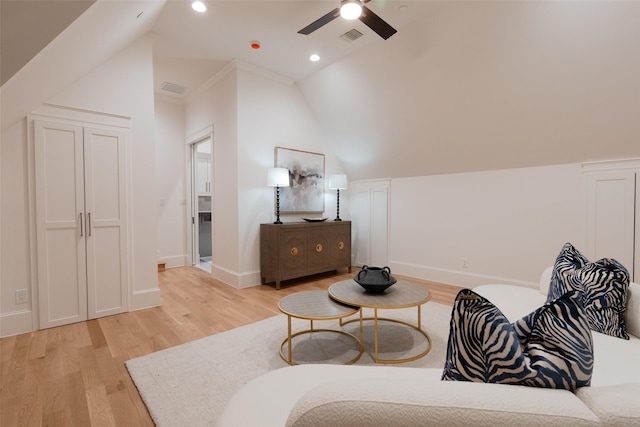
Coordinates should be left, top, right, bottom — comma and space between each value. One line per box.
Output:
35, 120, 88, 329
84, 127, 129, 319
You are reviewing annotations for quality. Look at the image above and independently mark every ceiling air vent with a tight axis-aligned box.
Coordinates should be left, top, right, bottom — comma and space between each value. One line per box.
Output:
340, 28, 364, 42
160, 81, 188, 95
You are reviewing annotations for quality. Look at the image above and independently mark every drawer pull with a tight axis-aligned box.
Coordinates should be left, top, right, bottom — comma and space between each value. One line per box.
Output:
290, 247, 298, 256
316, 244, 323, 253
338, 241, 345, 250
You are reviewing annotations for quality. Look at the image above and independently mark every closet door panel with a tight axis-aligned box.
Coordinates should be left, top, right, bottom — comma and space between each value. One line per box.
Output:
586, 171, 636, 277
34, 120, 88, 328
84, 128, 129, 319
353, 187, 372, 266
46, 229, 85, 321
370, 185, 389, 267
91, 227, 124, 313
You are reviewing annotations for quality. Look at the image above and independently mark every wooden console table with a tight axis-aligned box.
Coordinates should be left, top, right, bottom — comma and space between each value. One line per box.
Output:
260, 221, 351, 289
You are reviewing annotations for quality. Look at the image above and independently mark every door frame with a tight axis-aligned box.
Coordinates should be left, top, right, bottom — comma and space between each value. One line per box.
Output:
185, 126, 214, 268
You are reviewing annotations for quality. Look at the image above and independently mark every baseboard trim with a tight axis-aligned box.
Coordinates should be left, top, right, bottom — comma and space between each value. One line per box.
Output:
389, 261, 536, 289
211, 265, 260, 289
0, 309, 34, 338
132, 287, 161, 310
160, 255, 187, 269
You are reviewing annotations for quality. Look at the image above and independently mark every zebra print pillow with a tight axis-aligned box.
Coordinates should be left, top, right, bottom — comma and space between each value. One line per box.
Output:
547, 242, 589, 302
547, 243, 630, 339
442, 289, 593, 391
576, 258, 630, 339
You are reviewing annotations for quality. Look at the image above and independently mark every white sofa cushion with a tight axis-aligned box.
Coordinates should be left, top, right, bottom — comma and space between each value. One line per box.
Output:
473, 284, 545, 322
576, 382, 640, 426
626, 282, 640, 338
286, 377, 601, 427
590, 331, 640, 387
539, 266, 553, 296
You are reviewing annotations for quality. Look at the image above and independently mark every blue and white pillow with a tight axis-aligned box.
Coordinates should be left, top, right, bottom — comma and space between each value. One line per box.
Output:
547, 243, 630, 339
547, 242, 589, 302
442, 289, 593, 391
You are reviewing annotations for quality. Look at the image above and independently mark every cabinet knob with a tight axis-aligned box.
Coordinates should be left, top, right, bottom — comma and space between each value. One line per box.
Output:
338, 241, 344, 250
290, 247, 298, 256
316, 243, 323, 253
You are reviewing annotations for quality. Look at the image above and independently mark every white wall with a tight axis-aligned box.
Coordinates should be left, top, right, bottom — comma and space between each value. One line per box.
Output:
155, 97, 187, 268
48, 34, 159, 308
183, 62, 348, 288
0, 35, 160, 337
0, 119, 31, 335
389, 163, 585, 289
236, 65, 328, 278
185, 65, 240, 284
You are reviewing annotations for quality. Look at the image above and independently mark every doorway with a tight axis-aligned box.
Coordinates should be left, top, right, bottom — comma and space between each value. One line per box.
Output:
190, 137, 213, 272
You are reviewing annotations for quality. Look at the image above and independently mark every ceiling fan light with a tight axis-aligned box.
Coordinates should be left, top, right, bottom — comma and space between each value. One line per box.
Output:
191, 1, 206, 13
340, 0, 362, 20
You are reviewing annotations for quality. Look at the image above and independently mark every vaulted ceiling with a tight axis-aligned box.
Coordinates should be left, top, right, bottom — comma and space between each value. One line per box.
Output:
2, 1, 639, 180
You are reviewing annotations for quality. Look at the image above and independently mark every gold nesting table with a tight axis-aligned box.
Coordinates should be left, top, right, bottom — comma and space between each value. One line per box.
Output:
329, 279, 432, 364
278, 279, 432, 365
278, 290, 363, 365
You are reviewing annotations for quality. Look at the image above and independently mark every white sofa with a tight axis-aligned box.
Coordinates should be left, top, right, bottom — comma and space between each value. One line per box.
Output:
218, 268, 640, 426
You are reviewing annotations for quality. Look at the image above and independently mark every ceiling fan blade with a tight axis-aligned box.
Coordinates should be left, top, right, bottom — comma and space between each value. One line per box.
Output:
359, 5, 397, 40
298, 8, 340, 35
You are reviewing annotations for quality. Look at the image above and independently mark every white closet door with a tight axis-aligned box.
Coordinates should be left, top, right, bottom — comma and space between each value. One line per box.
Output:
35, 121, 88, 328
370, 184, 390, 266
586, 171, 636, 278
353, 181, 390, 267
84, 127, 129, 319
354, 186, 372, 266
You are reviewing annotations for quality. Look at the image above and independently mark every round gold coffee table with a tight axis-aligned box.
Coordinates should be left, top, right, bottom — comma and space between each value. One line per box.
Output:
329, 279, 432, 364
278, 290, 363, 365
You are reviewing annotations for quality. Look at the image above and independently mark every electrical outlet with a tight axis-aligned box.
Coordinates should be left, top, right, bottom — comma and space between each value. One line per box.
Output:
462, 258, 469, 269
15, 289, 29, 303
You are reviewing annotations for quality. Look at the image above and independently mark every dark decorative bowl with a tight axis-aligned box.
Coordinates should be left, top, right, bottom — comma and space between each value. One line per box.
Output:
354, 266, 397, 293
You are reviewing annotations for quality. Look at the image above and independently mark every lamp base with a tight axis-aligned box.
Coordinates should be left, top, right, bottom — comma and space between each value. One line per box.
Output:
273, 220, 283, 224
334, 218, 342, 221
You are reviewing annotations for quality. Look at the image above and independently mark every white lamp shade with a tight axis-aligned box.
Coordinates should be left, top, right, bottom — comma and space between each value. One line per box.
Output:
267, 167, 290, 187
329, 174, 348, 190
340, 0, 362, 20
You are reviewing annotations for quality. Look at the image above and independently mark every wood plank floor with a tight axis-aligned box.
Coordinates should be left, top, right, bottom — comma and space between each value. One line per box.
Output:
0, 267, 464, 427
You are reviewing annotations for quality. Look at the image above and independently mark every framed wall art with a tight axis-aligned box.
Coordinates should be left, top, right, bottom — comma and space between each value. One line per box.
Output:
275, 147, 325, 213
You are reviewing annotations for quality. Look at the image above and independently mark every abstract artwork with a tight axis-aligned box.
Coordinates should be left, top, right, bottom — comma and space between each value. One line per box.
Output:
275, 147, 325, 213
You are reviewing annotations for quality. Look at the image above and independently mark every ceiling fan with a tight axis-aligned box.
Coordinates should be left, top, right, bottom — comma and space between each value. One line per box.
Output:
298, 0, 397, 40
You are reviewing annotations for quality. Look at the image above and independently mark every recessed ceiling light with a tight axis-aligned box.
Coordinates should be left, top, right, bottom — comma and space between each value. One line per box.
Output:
309, 54, 320, 62
192, 1, 206, 13
399, 5, 409, 12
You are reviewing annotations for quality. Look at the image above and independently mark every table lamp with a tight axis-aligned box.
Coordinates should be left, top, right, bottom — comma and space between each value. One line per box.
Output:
329, 174, 348, 221
267, 167, 290, 224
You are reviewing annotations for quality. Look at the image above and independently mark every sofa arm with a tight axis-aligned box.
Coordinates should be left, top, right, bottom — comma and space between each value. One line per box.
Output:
286, 378, 601, 427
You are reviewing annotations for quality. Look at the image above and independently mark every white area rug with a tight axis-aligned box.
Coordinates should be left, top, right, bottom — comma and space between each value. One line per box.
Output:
126, 302, 453, 427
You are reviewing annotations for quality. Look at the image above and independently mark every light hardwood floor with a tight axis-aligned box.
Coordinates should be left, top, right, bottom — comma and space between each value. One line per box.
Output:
0, 266, 463, 427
